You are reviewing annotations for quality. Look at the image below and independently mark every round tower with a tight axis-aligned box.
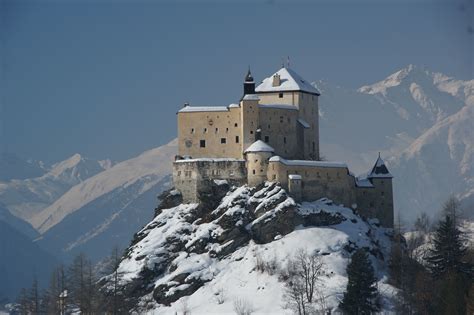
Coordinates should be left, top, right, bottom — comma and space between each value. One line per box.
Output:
244, 140, 274, 187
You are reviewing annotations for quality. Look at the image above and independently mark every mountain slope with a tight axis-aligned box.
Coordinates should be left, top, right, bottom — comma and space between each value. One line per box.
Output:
0, 152, 46, 181
102, 183, 395, 313
0, 204, 38, 239
0, 154, 111, 222
33, 139, 176, 234
0, 221, 57, 302
389, 103, 474, 221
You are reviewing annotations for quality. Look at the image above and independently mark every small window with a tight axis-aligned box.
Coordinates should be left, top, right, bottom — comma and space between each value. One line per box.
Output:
253, 170, 256, 174
279, 92, 283, 98
250, 130, 254, 134
204, 128, 207, 133
191, 128, 194, 134
280, 116, 284, 123
221, 138, 226, 144
264, 136, 269, 143
312, 142, 315, 152
226, 128, 229, 132
234, 123, 238, 127
235, 136, 239, 143
254, 159, 258, 163
215, 128, 219, 133
200, 140, 206, 147
284, 137, 287, 144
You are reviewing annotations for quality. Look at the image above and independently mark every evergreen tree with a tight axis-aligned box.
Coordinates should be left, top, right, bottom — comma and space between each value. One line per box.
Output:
340, 249, 379, 314
426, 215, 470, 277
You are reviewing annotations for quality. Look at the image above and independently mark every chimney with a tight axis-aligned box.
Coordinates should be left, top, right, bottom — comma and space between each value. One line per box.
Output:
272, 74, 281, 87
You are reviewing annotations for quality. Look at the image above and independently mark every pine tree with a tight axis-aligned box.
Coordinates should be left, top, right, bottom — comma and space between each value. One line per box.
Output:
426, 215, 469, 277
340, 249, 379, 314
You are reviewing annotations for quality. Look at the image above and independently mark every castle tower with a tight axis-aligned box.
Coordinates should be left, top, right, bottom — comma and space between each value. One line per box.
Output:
367, 154, 394, 228
243, 68, 255, 96
245, 140, 274, 187
255, 67, 321, 160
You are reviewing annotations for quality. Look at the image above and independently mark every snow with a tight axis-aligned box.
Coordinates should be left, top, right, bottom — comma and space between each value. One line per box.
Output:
31, 139, 177, 233
228, 103, 240, 108
175, 158, 245, 163
269, 156, 348, 168
244, 140, 275, 153
256, 67, 321, 95
116, 188, 395, 314
288, 174, 302, 180
178, 106, 230, 113
297, 118, 310, 128
355, 177, 374, 188
243, 94, 260, 101
258, 104, 297, 111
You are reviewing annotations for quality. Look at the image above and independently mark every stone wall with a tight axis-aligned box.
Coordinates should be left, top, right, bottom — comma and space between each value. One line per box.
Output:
267, 158, 356, 207
173, 159, 247, 202
177, 105, 243, 159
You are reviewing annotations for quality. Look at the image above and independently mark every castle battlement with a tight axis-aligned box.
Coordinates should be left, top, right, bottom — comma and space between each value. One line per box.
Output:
172, 66, 394, 227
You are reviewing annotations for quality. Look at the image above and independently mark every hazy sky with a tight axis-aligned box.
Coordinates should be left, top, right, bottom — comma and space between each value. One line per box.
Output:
1, 0, 472, 163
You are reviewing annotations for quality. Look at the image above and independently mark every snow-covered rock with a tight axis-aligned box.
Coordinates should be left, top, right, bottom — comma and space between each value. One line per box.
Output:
102, 183, 395, 313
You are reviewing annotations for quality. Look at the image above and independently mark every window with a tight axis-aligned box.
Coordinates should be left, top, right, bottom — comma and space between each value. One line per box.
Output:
279, 92, 283, 98
253, 170, 256, 174
280, 116, 284, 123
235, 136, 239, 143
250, 130, 254, 134
221, 138, 226, 144
204, 128, 207, 133
312, 142, 315, 152
191, 128, 194, 134
200, 140, 206, 147
264, 136, 269, 143
215, 128, 219, 133
234, 123, 238, 127
284, 137, 287, 144
226, 128, 229, 132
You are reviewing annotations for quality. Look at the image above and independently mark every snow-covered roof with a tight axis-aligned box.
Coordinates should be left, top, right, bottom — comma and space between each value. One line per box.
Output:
288, 174, 302, 180
269, 156, 347, 168
178, 106, 230, 113
244, 140, 275, 153
175, 158, 245, 163
258, 104, 298, 111
228, 103, 240, 108
243, 94, 260, 101
367, 155, 393, 179
355, 177, 374, 188
256, 67, 321, 95
297, 118, 310, 128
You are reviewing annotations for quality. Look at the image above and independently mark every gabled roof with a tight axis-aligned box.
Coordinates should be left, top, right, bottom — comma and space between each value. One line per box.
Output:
244, 140, 275, 153
367, 155, 393, 179
255, 67, 321, 95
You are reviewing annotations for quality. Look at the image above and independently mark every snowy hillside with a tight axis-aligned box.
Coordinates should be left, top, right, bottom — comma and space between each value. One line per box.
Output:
103, 182, 395, 313
0, 154, 110, 222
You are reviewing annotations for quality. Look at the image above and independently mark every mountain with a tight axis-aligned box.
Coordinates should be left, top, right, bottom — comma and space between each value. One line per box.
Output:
101, 182, 395, 313
389, 103, 474, 222
0, 152, 46, 181
33, 139, 177, 262
0, 204, 38, 240
0, 154, 112, 222
0, 221, 57, 302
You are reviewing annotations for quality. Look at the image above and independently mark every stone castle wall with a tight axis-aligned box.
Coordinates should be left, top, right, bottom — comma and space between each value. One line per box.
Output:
173, 159, 247, 202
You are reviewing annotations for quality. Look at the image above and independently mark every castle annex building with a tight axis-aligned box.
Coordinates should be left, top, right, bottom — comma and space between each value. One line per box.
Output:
173, 67, 394, 227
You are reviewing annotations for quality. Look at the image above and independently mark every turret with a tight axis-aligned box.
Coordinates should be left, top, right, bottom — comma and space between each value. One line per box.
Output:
243, 68, 255, 95
245, 140, 274, 187
367, 154, 394, 228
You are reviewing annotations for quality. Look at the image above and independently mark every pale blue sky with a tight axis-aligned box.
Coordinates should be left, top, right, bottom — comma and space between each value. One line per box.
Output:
1, 0, 472, 163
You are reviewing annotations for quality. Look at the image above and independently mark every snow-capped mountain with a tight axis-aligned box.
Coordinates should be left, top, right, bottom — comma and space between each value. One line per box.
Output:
0, 154, 112, 222
389, 103, 474, 222
33, 139, 177, 262
102, 182, 395, 313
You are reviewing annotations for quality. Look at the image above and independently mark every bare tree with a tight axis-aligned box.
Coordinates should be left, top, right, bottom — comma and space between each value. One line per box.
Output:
233, 298, 255, 315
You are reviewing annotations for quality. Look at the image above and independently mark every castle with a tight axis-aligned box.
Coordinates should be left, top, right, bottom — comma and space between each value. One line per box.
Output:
172, 66, 394, 228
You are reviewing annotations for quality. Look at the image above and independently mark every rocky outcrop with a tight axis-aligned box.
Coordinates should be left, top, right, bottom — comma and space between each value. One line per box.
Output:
102, 182, 387, 309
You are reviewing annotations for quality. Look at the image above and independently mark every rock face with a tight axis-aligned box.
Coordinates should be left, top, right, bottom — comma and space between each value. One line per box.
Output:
102, 181, 377, 310
102, 181, 392, 311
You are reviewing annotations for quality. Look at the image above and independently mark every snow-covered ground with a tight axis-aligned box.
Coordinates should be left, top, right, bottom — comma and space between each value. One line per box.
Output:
113, 184, 396, 314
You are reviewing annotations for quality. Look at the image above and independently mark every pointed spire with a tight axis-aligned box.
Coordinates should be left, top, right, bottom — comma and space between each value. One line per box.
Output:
245, 66, 254, 83
368, 153, 393, 178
